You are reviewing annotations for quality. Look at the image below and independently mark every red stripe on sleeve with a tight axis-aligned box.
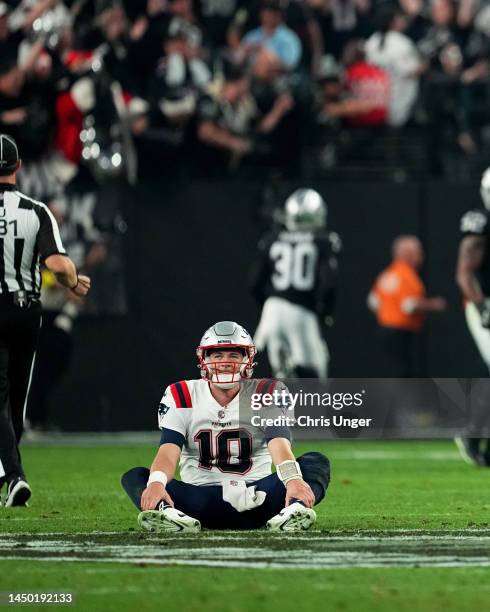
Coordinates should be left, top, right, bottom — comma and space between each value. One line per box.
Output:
169, 383, 182, 408
180, 381, 192, 408
256, 379, 268, 395
266, 380, 277, 395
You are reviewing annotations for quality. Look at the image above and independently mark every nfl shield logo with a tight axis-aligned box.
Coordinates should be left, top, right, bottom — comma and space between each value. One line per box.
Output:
218, 409, 226, 420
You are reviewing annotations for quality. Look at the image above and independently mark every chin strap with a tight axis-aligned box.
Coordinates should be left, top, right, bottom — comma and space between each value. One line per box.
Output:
212, 382, 237, 390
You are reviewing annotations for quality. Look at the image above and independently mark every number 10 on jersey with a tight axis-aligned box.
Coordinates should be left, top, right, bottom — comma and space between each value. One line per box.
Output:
194, 429, 253, 474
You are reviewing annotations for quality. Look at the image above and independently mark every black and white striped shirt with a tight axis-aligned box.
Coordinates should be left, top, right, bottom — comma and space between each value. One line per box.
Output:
0, 184, 66, 297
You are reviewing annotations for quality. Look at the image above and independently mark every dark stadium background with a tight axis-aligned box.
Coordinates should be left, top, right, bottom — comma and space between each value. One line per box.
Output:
48, 178, 488, 431
0, 0, 486, 431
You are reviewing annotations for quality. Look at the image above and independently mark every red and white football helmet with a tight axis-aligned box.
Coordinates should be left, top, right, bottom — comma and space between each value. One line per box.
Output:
197, 321, 257, 388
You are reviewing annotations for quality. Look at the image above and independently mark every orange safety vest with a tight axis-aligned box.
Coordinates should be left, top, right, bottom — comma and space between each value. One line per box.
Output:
371, 259, 426, 332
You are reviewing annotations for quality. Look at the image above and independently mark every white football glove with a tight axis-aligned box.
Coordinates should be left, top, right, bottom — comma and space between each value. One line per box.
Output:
222, 480, 267, 512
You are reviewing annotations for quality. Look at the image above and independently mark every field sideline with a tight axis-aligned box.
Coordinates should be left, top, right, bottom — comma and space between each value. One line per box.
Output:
0, 440, 489, 611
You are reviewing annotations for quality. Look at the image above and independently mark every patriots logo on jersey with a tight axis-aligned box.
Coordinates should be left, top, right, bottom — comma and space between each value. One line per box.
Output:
159, 403, 171, 416
158, 403, 171, 422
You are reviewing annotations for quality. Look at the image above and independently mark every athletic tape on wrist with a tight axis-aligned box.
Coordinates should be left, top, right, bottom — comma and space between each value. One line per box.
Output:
147, 470, 167, 488
276, 460, 302, 484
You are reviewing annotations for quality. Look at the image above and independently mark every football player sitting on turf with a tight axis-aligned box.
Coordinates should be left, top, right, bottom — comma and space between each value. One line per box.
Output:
121, 321, 330, 532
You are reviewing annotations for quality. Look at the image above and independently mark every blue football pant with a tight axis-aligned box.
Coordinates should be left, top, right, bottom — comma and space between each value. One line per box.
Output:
121, 452, 330, 530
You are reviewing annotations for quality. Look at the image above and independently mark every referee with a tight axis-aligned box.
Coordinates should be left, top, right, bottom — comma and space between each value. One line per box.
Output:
0, 134, 90, 507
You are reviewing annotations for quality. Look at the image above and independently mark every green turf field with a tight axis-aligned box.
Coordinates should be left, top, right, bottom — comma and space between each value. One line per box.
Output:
1, 440, 489, 611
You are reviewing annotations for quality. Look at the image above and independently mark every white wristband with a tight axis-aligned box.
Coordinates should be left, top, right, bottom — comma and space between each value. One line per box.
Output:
147, 470, 167, 488
276, 460, 303, 485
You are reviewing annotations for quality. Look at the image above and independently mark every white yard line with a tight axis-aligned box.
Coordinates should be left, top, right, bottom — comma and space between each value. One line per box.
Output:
2, 554, 490, 569
0, 531, 124, 536
1, 529, 490, 538
1, 533, 490, 569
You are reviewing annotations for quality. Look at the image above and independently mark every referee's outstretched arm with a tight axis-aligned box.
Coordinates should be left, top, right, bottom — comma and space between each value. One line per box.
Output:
44, 254, 91, 297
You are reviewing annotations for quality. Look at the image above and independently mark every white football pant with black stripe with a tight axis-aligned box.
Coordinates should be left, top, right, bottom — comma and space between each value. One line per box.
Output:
254, 297, 329, 378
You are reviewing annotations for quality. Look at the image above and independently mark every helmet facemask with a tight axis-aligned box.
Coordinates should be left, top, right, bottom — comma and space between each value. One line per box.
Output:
197, 345, 256, 389
196, 321, 257, 388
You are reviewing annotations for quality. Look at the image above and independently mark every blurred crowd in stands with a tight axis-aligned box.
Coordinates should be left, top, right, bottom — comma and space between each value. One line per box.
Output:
0, 0, 488, 184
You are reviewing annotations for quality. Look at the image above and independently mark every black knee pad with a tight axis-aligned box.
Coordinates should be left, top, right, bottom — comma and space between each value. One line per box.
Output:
298, 452, 331, 488
121, 466, 148, 489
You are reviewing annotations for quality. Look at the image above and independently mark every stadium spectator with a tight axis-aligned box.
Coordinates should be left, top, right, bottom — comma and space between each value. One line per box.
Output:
418, 0, 489, 168
248, 33, 300, 173
0, 0, 484, 179
339, 39, 390, 127
0, 2, 23, 64
280, 0, 324, 76
312, 55, 345, 167
315, 51, 385, 127
365, 6, 422, 127
195, 0, 243, 52
123, 0, 173, 88
229, 0, 323, 76
368, 235, 447, 377
193, 60, 254, 174
127, 0, 211, 92
312, 49, 390, 169
193, 55, 300, 174
399, 0, 430, 42
143, 22, 211, 152
239, 0, 302, 74
0, 56, 58, 163
166, 0, 209, 58
92, 4, 139, 93
307, 0, 373, 60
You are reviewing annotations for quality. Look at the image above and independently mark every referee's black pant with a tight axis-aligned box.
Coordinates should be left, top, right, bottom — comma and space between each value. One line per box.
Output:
0, 295, 41, 484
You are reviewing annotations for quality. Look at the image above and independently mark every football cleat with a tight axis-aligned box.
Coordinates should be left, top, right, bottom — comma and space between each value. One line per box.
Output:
138, 504, 201, 533
266, 501, 317, 532
454, 437, 486, 466
5, 477, 31, 507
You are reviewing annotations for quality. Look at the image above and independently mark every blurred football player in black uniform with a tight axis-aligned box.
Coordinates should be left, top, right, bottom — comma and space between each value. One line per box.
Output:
251, 188, 341, 378
455, 166, 490, 466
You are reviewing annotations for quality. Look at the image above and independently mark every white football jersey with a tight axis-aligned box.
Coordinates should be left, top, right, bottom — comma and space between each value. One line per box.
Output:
158, 378, 290, 486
